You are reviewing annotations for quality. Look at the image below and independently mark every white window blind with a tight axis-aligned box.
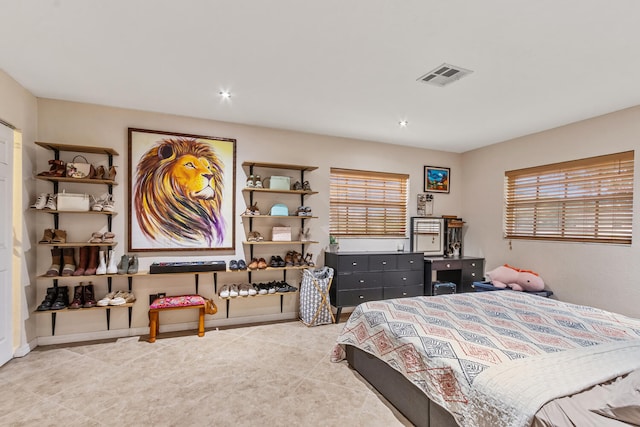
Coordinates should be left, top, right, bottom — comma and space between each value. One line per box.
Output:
505, 151, 634, 244
330, 168, 409, 237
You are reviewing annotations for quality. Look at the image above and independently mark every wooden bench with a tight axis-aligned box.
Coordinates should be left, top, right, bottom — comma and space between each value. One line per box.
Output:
148, 295, 206, 343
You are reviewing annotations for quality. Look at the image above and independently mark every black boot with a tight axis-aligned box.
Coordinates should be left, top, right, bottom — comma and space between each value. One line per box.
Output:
37, 287, 58, 311
50, 286, 69, 310
68, 284, 84, 309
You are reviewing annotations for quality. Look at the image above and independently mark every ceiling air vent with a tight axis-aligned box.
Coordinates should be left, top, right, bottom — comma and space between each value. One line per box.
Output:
417, 63, 473, 87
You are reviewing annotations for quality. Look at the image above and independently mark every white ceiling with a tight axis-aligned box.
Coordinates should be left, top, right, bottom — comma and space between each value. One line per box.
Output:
2, 0, 640, 153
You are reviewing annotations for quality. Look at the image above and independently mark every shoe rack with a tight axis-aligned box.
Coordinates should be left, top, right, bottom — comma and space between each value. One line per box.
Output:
217, 161, 319, 318
33, 142, 132, 336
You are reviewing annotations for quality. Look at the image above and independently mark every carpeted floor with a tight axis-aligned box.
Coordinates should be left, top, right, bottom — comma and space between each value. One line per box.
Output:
0, 321, 410, 426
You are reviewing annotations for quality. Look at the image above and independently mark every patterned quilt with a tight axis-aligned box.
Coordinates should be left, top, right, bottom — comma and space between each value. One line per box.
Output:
332, 292, 640, 426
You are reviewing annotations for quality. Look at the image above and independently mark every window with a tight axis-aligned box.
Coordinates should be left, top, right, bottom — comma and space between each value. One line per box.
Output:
330, 168, 409, 237
505, 151, 634, 244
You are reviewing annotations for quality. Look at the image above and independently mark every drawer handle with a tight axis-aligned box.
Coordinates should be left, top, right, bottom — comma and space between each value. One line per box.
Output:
402, 277, 407, 281
446, 263, 451, 268
409, 260, 414, 264
471, 263, 476, 267
352, 262, 357, 266
471, 273, 476, 277
382, 261, 387, 265
359, 295, 364, 299
402, 292, 407, 296
359, 280, 365, 283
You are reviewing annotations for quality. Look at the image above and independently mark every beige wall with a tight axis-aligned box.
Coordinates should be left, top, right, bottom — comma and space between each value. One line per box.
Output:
34, 99, 462, 342
0, 69, 38, 352
461, 106, 640, 318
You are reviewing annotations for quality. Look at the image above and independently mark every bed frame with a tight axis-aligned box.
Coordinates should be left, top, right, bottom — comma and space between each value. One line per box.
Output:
346, 345, 459, 427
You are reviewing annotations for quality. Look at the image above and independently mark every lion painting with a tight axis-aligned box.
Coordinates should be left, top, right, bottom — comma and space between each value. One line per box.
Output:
133, 137, 226, 246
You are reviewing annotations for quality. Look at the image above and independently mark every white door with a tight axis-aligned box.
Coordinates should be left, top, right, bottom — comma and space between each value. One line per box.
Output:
0, 122, 14, 366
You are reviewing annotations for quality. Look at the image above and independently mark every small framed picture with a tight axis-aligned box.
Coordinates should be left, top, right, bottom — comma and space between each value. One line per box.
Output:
424, 166, 450, 193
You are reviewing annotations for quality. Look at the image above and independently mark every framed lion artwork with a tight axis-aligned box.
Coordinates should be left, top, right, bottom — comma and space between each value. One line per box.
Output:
128, 128, 236, 252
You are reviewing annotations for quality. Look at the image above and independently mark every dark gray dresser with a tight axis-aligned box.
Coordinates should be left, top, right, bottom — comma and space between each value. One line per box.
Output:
325, 251, 424, 322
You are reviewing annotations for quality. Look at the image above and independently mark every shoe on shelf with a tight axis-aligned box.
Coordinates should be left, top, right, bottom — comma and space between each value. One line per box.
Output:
127, 255, 139, 274
219, 285, 230, 298
276, 255, 285, 267
88, 232, 104, 243
229, 284, 239, 298
269, 256, 279, 268
96, 250, 107, 275
293, 181, 302, 190
302, 181, 312, 191
257, 258, 268, 269
91, 196, 105, 212
97, 291, 116, 306
102, 231, 115, 244
83, 283, 97, 308
61, 248, 76, 276
94, 165, 105, 180
51, 229, 67, 244
106, 250, 118, 274
73, 246, 90, 276
46, 248, 62, 277
107, 165, 117, 181
31, 193, 49, 209
39, 228, 54, 244
254, 175, 263, 188
37, 287, 58, 311
44, 193, 57, 210
229, 260, 239, 271
237, 259, 247, 270
68, 285, 84, 309
239, 283, 250, 297
102, 195, 115, 212
50, 286, 69, 310
248, 258, 259, 270
117, 254, 130, 274
246, 175, 255, 188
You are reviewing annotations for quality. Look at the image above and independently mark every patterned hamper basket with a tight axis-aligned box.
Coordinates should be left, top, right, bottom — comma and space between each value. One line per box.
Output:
299, 266, 335, 326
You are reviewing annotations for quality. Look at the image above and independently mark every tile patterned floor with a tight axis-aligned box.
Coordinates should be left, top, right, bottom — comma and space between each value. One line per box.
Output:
0, 321, 411, 426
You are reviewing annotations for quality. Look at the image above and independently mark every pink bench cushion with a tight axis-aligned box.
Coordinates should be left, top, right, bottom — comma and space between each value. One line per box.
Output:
150, 295, 205, 309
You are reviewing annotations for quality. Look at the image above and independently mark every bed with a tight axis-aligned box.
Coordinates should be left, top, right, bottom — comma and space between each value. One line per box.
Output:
331, 291, 640, 427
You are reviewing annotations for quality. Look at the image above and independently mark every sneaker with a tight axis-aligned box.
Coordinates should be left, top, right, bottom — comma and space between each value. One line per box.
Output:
44, 194, 57, 210
102, 194, 115, 212
246, 175, 255, 188
239, 284, 250, 297
229, 284, 239, 298
219, 285, 230, 298
31, 193, 49, 209
254, 175, 263, 188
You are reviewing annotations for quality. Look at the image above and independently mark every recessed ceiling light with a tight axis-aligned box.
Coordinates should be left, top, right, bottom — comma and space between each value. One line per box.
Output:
219, 90, 231, 100
399, 120, 408, 128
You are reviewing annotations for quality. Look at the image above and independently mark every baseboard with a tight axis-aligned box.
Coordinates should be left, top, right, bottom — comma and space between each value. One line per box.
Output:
35, 312, 298, 346
13, 338, 38, 358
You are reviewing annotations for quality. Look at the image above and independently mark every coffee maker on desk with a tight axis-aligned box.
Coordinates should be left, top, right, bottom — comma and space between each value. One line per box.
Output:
443, 217, 464, 258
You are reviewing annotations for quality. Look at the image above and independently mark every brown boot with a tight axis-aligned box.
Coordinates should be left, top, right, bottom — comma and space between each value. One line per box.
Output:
73, 246, 90, 276
83, 282, 97, 308
85, 246, 99, 275
39, 228, 54, 244
68, 284, 84, 309
46, 248, 62, 277
61, 248, 76, 276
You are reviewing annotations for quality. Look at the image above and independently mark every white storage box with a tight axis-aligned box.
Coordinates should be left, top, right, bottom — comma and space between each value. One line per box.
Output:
272, 226, 292, 241
56, 191, 90, 211
267, 176, 290, 190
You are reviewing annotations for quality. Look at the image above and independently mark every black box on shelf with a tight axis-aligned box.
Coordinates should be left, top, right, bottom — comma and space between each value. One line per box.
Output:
149, 261, 226, 274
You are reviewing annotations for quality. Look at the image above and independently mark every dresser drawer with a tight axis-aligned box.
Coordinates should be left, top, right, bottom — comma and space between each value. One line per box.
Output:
336, 255, 370, 273
383, 285, 424, 300
397, 253, 423, 270
430, 259, 462, 271
337, 272, 381, 290
383, 270, 423, 287
462, 259, 484, 284
337, 288, 383, 306
369, 254, 397, 271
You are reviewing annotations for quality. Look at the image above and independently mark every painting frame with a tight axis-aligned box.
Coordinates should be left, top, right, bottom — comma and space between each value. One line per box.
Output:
424, 165, 450, 193
128, 128, 236, 252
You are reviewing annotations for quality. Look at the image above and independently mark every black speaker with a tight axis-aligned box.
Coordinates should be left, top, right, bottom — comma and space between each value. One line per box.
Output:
432, 281, 456, 295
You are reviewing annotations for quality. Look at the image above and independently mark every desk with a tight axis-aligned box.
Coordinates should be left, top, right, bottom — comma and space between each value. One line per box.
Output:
424, 256, 484, 295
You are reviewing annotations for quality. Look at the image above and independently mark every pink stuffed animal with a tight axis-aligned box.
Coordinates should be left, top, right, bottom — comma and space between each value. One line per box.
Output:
486, 264, 545, 292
